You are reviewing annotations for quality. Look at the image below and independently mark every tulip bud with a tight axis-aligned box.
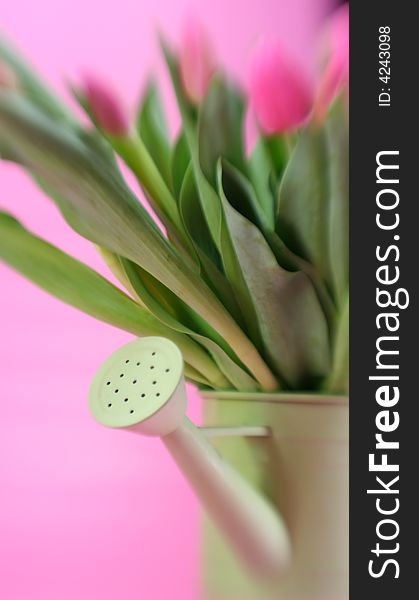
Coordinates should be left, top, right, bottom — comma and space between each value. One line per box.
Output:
82, 75, 129, 136
179, 17, 215, 104
249, 39, 313, 134
315, 4, 349, 119
0, 60, 19, 91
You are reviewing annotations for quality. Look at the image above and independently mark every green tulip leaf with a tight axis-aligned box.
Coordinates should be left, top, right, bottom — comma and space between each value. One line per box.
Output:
0, 35, 75, 125
171, 131, 191, 200
183, 365, 213, 387
179, 163, 222, 267
248, 138, 276, 228
120, 259, 259, 391
218, 162, 330, 388
220, 159, 271, 232
276, 126, 330, 284
178, 164, 244, 320
326, 99, 349, 305
325, 293, 348, 393
0, 211, 224, 387
160, 39, 225, 252
69, 81, 189, 251
0, 92, 275, 389
198, 76, 246, 185
136, 80, 171, 186
263, 135, 288, 179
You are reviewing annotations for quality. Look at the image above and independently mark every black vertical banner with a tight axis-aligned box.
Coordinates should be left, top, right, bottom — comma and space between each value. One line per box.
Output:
350, 1, 417, 597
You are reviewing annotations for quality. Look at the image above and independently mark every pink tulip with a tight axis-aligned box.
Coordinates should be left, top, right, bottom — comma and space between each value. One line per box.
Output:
0, 60, 19, 91
249, 39, 313, 134
82, 75, 129, 136
315, 4, 349, 119
179, 17, 215, 104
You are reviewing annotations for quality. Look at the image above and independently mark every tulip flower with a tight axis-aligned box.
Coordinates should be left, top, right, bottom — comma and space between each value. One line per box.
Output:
0, 60, 19, 90
315, 4, 349, 119
82, 75, 129, 136
249, 39, 313, 134
179, 17, 215, 104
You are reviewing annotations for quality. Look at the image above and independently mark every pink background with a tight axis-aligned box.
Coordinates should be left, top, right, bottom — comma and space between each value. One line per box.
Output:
0, 1, 330, 598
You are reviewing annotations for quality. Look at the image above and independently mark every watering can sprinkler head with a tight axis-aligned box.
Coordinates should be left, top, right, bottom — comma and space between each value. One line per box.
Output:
88, 337, 291, 577
88, 336, 186, 437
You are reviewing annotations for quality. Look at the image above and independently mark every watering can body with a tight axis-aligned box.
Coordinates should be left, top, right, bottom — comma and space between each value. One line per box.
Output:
201, 392, 349, 600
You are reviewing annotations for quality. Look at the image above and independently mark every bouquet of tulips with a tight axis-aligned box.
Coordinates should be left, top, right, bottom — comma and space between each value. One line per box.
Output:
0, 8, 348, 394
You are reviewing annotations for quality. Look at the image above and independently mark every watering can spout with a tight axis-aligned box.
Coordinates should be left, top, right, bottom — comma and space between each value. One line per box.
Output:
88, 336, 291, 576
163, 418, 291, 576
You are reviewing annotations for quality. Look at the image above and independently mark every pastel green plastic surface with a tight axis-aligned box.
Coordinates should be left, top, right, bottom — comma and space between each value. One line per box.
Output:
88, 337, 183, 428
200, 391, 349, 599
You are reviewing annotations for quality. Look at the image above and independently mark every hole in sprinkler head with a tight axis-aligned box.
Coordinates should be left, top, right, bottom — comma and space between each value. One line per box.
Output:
150, 366, 155, 370
130, 409, 134, 414
136, 362, 141, 366
165, 368, 170, 373
132, 379, 137, 384
156, 393, 161, 397
141, 393, 146, 398
106, 381, 111, 386
152, 381, 157, 385
125, 359, 130, 364
114, 389, 119, 394
152, 351, 156, 356
124, 398, 128, 403
107, 403, 112, 408
120, 373, 124, 378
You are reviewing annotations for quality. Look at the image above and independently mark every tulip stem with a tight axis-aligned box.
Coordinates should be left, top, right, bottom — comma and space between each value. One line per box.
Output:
282, 133, 295, 157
